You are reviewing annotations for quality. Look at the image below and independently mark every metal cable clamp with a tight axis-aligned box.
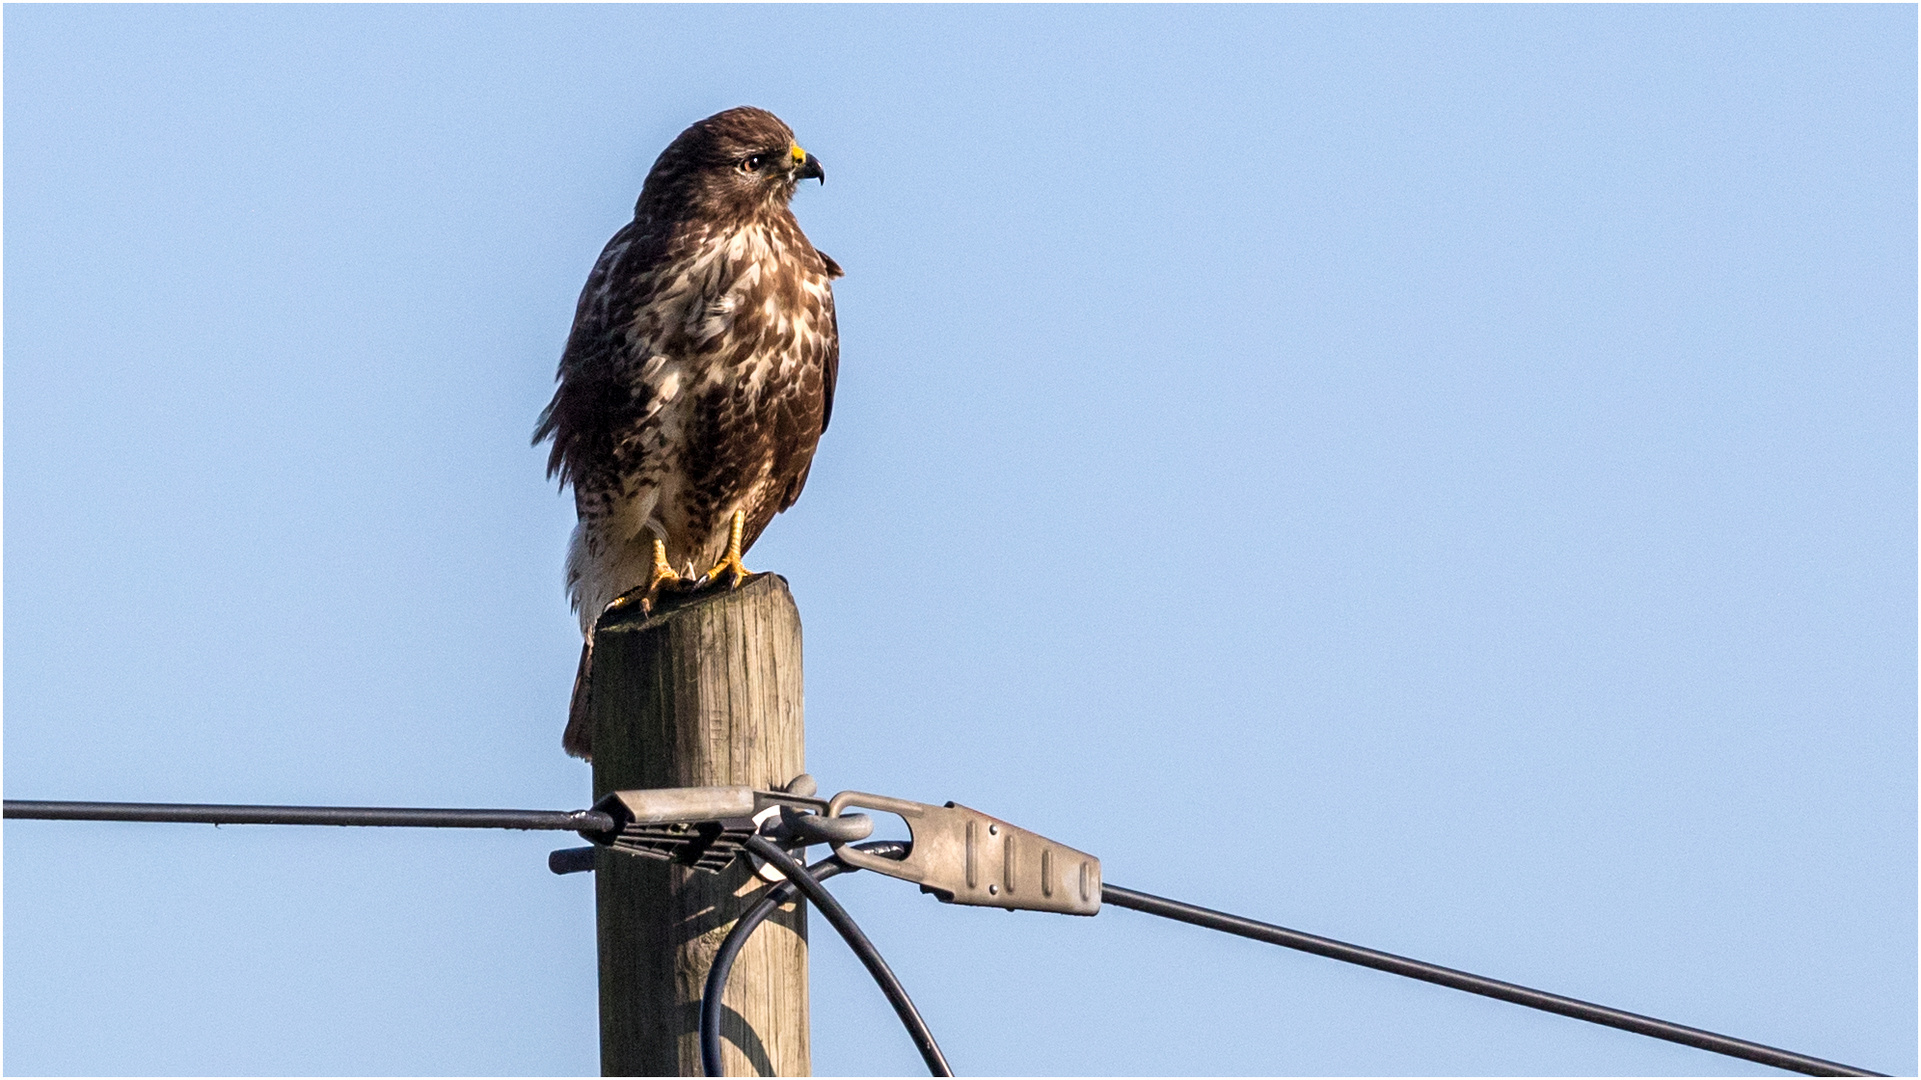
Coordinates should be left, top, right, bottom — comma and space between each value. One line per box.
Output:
578, 785, 838, 872
826, 791, 1102, 916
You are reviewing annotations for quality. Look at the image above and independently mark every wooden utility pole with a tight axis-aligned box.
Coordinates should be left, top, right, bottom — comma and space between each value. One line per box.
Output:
588, 574, 809, 1077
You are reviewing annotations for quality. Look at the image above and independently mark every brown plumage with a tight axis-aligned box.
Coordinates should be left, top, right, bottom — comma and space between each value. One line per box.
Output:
535, 107, 841, 760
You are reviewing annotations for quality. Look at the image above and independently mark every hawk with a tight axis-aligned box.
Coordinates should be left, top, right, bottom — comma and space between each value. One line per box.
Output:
534, 107, 841, 760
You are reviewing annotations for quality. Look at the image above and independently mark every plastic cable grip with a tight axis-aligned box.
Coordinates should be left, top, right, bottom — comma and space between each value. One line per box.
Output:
827, 791, 1101, 915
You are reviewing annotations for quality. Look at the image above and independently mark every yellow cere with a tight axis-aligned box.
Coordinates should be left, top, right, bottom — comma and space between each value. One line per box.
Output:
790, 144, 807, 162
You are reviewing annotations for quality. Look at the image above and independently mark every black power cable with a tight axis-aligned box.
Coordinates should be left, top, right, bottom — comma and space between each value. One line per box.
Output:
3, 800, 615, 833
700, 841, 912, 1078
742, 835, 952, 1077
1102, 884, 1881, 1078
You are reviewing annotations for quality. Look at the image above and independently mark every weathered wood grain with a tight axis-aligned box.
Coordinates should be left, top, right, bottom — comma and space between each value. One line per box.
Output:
590, 573, 808, 1077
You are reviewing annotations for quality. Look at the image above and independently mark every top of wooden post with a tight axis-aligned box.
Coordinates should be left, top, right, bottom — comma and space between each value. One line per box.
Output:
595, 572, 793, 637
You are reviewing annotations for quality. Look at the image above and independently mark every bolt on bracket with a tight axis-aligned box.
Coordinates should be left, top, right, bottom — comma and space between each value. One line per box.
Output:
826, 791, 1102, 916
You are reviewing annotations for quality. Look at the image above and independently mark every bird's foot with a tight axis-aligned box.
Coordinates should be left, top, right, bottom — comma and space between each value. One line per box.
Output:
604, 539, 684, 617
706, 552, 750, 588
703, 509, 751, 588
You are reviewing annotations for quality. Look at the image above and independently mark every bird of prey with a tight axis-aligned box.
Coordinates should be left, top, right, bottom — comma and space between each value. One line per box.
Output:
534, 107, 841, 760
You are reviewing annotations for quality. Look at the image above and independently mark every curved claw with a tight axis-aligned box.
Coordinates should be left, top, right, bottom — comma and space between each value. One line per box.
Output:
705, 553, 750, 587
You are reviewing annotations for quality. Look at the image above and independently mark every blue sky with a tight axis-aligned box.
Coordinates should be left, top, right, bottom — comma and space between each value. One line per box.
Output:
4, 5, 1914, 1076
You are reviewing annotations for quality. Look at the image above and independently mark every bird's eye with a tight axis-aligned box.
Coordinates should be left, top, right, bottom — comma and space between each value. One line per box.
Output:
739, 154, 767, 174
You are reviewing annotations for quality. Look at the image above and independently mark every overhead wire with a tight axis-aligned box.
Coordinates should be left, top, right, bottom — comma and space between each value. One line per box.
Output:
1101, 883, 1881, 1078
5, 798, 1884, 1076
3, 799, 614, 833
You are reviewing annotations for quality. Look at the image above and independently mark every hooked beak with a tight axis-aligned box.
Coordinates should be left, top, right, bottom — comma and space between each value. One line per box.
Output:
796, 152, 825, 184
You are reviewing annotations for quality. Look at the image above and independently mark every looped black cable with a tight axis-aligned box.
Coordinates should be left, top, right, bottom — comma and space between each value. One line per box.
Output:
738, 835, 952, 1077
701, 841, 909, 1077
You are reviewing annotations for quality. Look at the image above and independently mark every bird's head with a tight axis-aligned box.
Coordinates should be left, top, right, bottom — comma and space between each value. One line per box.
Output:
639, 106, 825, 224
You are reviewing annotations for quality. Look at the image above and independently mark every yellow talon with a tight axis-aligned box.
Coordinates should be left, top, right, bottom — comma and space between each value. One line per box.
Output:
705, 509, 751, 587
605, 538, 683, 617
644, 538, 684, 609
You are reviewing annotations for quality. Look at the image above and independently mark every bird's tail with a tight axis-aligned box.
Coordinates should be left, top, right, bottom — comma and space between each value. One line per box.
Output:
561, 638, 594, 761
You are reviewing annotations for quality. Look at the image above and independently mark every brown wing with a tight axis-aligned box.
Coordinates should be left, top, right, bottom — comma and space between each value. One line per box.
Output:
775, 256, 839, 515
815, 248, 843, 435
533, 219, 654, 493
